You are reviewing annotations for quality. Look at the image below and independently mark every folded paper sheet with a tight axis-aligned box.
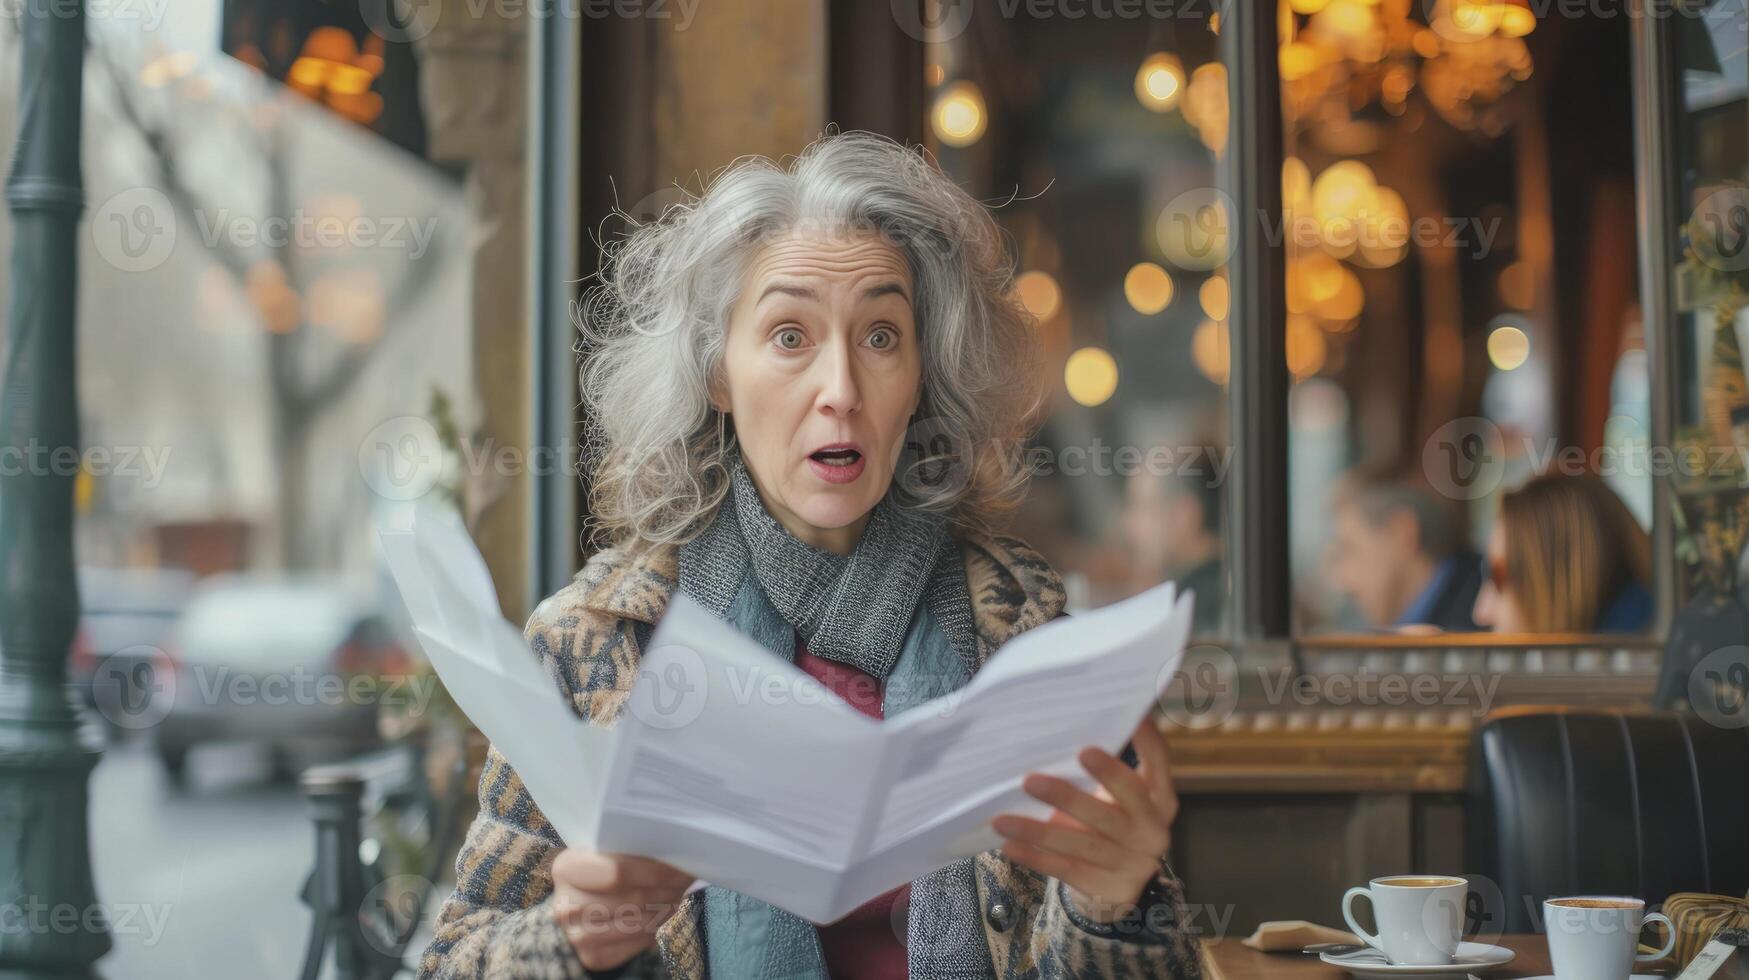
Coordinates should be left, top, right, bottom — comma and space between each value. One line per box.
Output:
377, 504, 1195, 923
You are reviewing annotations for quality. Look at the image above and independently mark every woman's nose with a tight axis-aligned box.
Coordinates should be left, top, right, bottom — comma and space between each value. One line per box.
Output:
813, 341, 861, 417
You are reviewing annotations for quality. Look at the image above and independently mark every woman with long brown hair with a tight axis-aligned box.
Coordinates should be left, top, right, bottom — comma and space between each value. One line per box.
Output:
1472, 472, 1653, 634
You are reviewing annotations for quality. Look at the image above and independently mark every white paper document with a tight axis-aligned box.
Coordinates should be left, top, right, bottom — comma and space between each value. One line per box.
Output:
377, 504, 1195, 923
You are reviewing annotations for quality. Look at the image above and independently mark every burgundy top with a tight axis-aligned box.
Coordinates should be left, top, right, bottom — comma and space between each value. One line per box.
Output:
794, 640, 910, 980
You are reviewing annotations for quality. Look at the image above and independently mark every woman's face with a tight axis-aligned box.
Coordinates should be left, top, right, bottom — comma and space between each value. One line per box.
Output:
714, 229, 922, 554
1472, 521, 1528, 632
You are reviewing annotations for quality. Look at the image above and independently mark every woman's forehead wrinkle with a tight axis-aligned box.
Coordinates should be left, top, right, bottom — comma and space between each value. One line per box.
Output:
749, 234, 913, 294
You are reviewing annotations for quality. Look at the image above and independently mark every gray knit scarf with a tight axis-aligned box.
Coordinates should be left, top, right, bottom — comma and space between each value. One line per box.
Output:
679, 451, 980, 680
675, 452, 995, 979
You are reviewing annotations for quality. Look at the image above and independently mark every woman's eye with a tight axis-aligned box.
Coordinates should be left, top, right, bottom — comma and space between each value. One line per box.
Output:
869, 327, 897, 350
776, 328, 805, 350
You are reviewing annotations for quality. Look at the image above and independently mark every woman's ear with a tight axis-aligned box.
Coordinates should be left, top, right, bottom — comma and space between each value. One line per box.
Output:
706, 371, 729, 414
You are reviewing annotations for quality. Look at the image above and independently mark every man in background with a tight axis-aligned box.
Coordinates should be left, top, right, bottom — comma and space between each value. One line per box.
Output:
1325, 471, 1483, 633
1122, 467, 1225, 635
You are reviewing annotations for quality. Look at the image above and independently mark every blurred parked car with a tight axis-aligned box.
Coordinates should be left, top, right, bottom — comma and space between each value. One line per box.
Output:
152, 576, 417, 782
71, 565, 196, 714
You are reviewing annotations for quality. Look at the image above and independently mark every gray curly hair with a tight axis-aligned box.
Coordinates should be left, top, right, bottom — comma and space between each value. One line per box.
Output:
577, 131, 1043, 550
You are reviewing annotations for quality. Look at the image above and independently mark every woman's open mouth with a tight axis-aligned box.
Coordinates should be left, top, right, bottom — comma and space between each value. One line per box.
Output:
806, 445, 865, 485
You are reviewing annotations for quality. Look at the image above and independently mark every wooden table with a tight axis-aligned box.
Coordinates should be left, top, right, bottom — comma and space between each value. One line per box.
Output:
1202, 935, 1554, 979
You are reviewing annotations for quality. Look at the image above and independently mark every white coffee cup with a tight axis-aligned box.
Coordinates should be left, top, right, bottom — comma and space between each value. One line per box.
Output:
1342, 875, 1469, 965
1543, 896, 1675, 980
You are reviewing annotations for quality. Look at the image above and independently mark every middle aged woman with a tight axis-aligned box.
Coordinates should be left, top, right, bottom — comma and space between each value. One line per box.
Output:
417, 132, 1203, 980
1472, 471, 1653, 634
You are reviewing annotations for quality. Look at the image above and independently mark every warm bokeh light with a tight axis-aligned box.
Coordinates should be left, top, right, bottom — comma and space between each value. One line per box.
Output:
1297, 252, 1345, 305
1311, 160, 1378, 227
1283, 156, 1312, 214
1192, 319, 1230, 385
1286, 315, 1329, 378
1279, 42, 1319, 82
1497, 260, 1534, 309
1065, 347, 1119, 406
931, 81, 987, 148
1487, 323, 1530, 370
1498, 0, 1535, 37
1016, 270, 1062, 321
1135, 52, 1185, 112
1198, 273, 1230, 321
1315, 267, 1365, 321
1124, 263, 1174, 315
1182, 63, 1229, 153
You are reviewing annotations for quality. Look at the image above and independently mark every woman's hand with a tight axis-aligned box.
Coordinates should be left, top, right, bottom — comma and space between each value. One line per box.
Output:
551, 849, 694, 971
992, 718, 1179, 924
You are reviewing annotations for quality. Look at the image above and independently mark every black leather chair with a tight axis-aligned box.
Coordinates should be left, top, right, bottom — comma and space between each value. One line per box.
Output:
1464, 708, 1749, 932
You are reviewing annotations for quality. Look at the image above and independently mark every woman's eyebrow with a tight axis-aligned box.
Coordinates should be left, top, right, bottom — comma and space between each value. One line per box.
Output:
756, 282, 817, 304
861, 281, 910, 302
756, 280, 910, 304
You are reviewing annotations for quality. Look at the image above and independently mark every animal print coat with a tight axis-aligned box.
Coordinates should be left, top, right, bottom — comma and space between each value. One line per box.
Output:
418, 531, 1204, 979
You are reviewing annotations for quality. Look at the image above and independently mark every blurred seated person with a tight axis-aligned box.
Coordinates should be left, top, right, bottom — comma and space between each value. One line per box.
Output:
1473, 472, 1652, 633
1122, 468, 1223, 634
1326, 471, 1483, 632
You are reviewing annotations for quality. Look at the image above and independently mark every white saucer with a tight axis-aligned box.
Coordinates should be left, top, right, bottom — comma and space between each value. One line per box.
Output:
1320, 942, 1517, 977
1516, 976, 1658, 979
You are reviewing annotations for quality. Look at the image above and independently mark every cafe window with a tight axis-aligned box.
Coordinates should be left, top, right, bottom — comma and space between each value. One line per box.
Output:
1278, 3, 1656, 638
921, 2, 1234, 637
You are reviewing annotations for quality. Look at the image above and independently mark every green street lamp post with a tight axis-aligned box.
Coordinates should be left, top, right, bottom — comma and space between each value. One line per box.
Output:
0, 1, 110, 977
